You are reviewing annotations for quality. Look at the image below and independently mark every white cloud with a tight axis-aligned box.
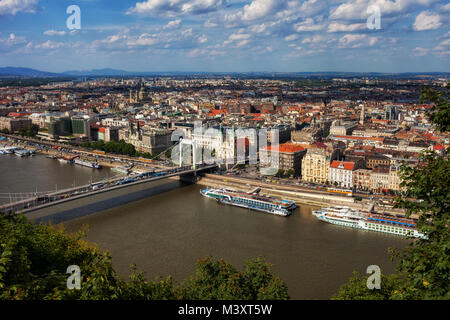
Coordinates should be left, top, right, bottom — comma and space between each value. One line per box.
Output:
182, 28, 193, 37
302, 35, 328, 44
294, 18, 325, 32
127, 34, 159, 46
164, 19, 182, 29
413, 11, 442, 31
223, 32, 252, 47
43, 30, 67, 36
198, 34, 208, 43
328, 22, 366, 33
284, 34, 299, 41
249, 23, 267, 33
241, 0, 284, 21
339, 34, 366, 47
0, 0, 39, 15
34, 40, 65, 49
127, 0, 225, 17
224, 0, 286, 24
412, 47, 429, 56
330, 0, 439, 20
204, 19, 218, 28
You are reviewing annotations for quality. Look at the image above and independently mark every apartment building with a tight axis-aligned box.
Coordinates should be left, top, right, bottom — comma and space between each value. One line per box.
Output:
302, 147, 340, 184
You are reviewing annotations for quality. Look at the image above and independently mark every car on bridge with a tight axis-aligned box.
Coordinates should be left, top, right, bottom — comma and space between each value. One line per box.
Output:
119, 178, 135, 185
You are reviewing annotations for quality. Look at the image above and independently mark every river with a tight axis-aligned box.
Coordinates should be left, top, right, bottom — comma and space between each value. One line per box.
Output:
0, 154, 409, 299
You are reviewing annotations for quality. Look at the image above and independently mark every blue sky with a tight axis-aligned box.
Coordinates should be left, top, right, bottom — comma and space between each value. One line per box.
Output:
0, 0, 449, 73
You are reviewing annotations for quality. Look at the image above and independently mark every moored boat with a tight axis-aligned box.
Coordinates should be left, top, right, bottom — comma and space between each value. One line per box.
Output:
74, 158, 102, 169
201, 188, 296, 217
312, 206, 427, 239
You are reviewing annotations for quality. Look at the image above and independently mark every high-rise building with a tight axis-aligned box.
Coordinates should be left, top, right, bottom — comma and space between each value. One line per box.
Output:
384, 105, 398, 120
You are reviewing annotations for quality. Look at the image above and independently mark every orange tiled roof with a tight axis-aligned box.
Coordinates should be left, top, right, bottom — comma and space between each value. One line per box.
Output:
266, 143, 305, 153
330, 161, 355, 170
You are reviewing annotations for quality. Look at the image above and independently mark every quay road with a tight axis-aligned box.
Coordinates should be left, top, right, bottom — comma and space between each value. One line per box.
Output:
0, 133, 173, 170
0, 164, 217, 215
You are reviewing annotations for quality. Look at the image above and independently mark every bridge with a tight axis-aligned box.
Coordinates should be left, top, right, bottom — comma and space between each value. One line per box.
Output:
0, 163, 217, 215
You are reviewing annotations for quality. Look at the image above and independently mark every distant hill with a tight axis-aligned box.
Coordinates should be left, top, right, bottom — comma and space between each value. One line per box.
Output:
2, 66, 449, 79
62, 69, 138, 76
0, 67, 63, 77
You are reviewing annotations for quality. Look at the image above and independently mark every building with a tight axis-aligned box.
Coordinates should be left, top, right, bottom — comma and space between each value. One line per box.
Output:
302, 147, 340, 184
370, 166, 390, 191
291, 127, 321, 144
366, 154, 390, 169
48, 117, 72, 138
329, 120, 357, 136
130, 82, 151, 104
266, 143, 307, 177
140, 130, 172, 154
71, 117, 91, 139
385, 105, 398, 121
266, 124, 291, 144
191, 126, 237, 164
329, 160, 363, 189
0, 117, 32, 132
119, 121, 172, 155
388, 166, 403, 191
354, 169, 372, 190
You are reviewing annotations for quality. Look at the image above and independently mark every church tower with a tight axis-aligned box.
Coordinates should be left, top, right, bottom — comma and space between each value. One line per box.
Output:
360, 104, 365, 125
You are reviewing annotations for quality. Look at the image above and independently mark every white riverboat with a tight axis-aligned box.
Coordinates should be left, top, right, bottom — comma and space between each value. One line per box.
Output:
201, 188, 296, 217
312, 206, 427, 239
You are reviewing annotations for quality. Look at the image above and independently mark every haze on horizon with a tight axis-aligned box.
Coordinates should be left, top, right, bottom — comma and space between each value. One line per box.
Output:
0, 0, 449, 73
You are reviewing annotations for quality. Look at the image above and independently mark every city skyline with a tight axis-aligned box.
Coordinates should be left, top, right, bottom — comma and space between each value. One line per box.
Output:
0, 0, 449, 73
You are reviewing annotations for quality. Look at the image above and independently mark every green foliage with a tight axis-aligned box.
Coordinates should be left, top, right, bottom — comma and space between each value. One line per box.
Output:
81, 140, 137, 157
421, 86, 449, 133
332, 272, 403, 300
334, 86, 450, 300
275, 169, 285, 178
0, 214, 288, 300
18, 126, 38, 138
180, 257, 289, 300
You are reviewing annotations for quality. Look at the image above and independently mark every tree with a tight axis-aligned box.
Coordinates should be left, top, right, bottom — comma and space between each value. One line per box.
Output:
334, 86, 449, 300
275, 169, 285, 178
179, 257, 289, 300
0, 214, 289, 300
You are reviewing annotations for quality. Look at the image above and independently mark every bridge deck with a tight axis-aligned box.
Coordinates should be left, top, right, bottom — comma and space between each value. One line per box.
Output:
0, 165, 217, 215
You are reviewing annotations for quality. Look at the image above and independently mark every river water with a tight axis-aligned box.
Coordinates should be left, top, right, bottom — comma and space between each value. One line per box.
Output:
0, 154, 409, 299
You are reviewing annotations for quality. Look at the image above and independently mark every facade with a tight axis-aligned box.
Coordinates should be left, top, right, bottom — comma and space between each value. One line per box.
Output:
71, 117, 91, 139
267, 143, 307, 177
366, 155, 390, 169
354, 169, 372, 190
302, 147, 340, 184
266, 124, 291, 144
291, 127, 321, 144
370, 166, 390, 191
141, 130, 172, 154
0, 117, 32, 132
329, 120, 358, 136
329, 161, 358, 189
48, 117, 72, 138
192, 127, 237, 164
388, 166, 402, 191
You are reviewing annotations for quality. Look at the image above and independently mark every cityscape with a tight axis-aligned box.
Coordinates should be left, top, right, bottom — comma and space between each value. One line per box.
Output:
0, 0, 449, 309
